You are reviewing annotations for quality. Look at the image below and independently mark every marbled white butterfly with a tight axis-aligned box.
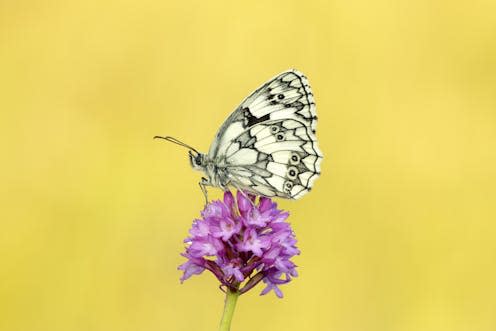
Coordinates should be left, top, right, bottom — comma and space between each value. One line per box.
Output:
156, 70, 323, 200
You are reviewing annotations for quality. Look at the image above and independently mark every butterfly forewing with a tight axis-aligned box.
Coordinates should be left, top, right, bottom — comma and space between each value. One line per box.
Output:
208, 70, 322, 199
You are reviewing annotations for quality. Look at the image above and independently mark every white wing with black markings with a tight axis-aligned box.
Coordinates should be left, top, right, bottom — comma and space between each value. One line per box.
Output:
208, 70, 323, 199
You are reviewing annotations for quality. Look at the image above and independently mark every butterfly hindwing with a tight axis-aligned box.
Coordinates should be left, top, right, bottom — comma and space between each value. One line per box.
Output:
207, 69, 322, 199
223, 119, 322, 198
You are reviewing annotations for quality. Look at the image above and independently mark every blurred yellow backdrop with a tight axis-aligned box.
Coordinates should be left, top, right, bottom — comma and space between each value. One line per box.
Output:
1, 0, 495, 330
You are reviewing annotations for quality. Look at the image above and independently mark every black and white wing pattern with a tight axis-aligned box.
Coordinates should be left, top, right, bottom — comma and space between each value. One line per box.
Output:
208, 70, 323, 199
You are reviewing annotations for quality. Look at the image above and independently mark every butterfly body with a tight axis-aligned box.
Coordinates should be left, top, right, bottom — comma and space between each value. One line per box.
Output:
165, 69, 323, 200
155, 70, 322, 200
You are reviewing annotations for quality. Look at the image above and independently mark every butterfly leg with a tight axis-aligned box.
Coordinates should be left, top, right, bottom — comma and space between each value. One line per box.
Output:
228, 181, 256, 207
199, 177, 209, 204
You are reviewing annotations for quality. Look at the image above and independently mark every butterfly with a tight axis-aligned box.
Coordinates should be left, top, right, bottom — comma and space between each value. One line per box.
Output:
156, 69, 323, 201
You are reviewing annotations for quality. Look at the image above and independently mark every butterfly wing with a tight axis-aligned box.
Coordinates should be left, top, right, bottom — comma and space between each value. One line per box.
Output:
208, 70, 323, 199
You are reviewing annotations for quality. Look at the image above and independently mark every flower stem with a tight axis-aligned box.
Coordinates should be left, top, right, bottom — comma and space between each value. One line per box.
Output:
218, 289, 239, 331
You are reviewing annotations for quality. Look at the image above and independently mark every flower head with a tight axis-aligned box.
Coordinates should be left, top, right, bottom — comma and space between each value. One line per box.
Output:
179, 191, 300, 298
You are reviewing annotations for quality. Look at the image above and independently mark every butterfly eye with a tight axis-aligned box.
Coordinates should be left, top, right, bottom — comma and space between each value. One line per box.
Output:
194, 155, 202, 166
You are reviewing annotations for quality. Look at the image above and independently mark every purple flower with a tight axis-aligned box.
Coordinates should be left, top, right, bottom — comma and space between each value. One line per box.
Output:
237, 228, 271, 257
178, 191, 300, 298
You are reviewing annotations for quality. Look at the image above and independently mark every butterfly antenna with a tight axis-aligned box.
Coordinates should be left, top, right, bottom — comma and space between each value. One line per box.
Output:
153, 136, 199, 154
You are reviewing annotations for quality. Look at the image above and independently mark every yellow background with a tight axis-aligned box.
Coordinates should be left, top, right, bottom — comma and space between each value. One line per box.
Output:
1, 1, 495, 330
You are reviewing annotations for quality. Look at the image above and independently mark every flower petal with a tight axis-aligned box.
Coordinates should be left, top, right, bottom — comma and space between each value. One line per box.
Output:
178, 260, 205, 282
237, 191, 252, 215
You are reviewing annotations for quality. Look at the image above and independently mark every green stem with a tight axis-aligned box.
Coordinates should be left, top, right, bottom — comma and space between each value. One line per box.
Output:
218, 289, 239, 331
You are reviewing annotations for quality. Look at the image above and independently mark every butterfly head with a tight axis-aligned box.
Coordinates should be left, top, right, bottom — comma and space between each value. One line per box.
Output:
189, 151, 206, 171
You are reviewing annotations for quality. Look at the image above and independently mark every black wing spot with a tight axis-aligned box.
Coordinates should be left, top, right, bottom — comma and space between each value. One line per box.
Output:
246, 112, 270, 127
290, 153, 301, 165
292, 101, 304, 111
287, 166, 298, 180
277, 94, 285, 99
284, 180, 294, 194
